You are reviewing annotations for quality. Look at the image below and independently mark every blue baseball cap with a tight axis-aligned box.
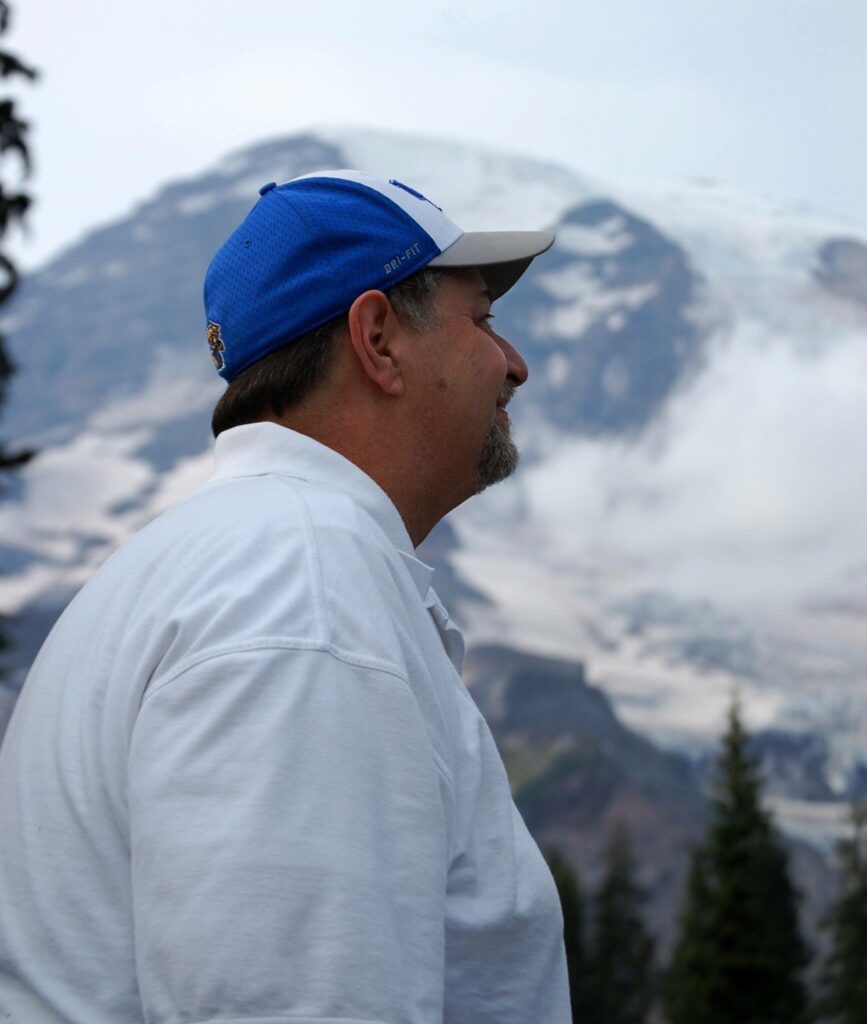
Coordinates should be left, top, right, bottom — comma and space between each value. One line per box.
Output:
203, 169, 555, 381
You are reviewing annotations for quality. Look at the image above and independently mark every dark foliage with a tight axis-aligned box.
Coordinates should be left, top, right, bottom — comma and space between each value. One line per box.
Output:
586, 826, 655, 1024
0, 1, 36, 672
547, 834, 655, 1024
816, 805, 867, 1023
0, 0, 35, 469
546, 847, 591, 1021
664, 697, 812, 1024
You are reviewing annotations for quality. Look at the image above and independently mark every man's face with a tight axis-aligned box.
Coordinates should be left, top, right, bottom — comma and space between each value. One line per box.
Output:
407, 269, 529, 498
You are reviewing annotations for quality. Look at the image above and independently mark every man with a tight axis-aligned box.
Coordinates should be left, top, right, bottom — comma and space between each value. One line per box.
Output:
0, 170, 569, 1023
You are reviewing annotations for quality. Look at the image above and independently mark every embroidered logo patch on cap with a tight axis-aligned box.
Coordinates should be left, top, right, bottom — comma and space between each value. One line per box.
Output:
207, 321, 225, 370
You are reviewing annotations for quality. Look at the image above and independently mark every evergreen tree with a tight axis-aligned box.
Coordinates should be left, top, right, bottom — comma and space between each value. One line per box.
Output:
586, 825, 655, 1024
816, 804, 867, 1023
0, 1, 36, 671
546, 847, 590, 1022
0, 0, 35, 471
664, 696, 811, 1024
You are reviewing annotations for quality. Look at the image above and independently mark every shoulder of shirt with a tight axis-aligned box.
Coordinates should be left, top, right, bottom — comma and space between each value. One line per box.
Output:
116, 471, 428, 690
142, 641, 455, 793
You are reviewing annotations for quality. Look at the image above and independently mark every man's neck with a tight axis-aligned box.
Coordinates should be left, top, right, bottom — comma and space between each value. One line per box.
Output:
265, 413, 467, 548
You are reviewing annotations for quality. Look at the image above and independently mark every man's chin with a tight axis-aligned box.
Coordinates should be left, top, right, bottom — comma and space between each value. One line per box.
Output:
475, 420, 520, 494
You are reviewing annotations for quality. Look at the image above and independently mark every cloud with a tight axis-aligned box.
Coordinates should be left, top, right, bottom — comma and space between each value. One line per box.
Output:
521, 324, 867, 621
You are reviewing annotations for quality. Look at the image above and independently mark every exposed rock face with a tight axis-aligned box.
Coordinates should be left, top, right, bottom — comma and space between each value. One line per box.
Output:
466, 643, 837, 959
495, 199, 707, 437
815, 237, 867, 308
465, 643, 707, 953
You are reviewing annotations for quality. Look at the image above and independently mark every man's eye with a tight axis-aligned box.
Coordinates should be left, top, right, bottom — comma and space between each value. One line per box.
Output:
477, 313, 495, 327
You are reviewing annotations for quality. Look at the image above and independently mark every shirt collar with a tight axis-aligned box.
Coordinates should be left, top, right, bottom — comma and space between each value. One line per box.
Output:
210, 422, 435, 600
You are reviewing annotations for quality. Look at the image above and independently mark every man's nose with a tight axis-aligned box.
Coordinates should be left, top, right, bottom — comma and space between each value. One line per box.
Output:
496, 332, 529, 386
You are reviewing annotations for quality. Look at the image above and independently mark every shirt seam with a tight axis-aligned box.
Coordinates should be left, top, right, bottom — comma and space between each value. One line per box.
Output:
185, 1016, 393, 1023
140, 639, 454, 791
184, 1017, 394, 1024
207, 468, 310, 484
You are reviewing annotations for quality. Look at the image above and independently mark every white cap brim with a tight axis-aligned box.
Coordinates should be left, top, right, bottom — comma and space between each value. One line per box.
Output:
428, 230, 555, 299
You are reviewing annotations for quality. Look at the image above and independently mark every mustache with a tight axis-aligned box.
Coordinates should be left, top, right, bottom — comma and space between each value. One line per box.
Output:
498, 381, 518, 407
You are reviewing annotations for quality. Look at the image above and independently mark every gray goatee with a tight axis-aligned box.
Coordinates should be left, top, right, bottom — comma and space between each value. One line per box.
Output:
476, 382, 520, 493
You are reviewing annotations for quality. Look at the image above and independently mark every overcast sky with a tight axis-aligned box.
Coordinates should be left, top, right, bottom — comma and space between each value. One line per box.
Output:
6, 0, 867, 269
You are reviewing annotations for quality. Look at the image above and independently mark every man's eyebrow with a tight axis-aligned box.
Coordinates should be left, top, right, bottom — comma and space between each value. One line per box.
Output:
476, 285, 493, 303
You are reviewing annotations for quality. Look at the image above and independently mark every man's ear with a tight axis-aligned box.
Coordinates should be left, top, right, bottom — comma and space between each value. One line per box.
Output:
346, 290, 406, 397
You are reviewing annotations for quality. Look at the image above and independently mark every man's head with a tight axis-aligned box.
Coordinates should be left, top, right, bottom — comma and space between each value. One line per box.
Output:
211, 265, 524, 495
204, 170, 553, 540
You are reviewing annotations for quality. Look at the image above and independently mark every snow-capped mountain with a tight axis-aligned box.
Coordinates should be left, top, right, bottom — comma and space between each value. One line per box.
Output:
2, 127, 867, 841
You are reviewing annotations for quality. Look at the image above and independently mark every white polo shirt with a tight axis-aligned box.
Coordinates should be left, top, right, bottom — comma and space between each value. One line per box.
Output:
0, 422, 570, 1024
